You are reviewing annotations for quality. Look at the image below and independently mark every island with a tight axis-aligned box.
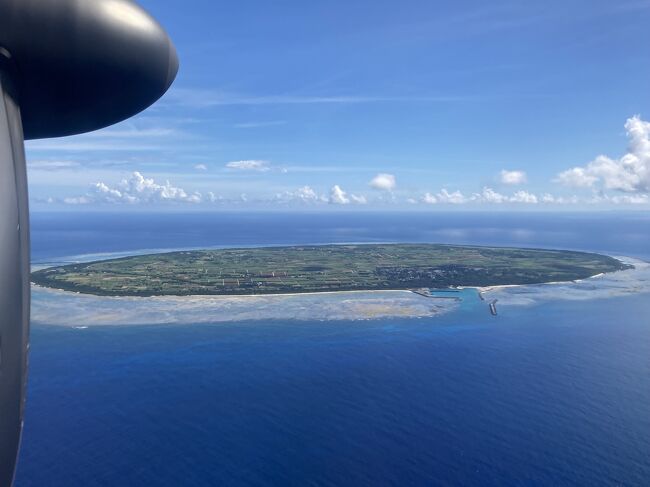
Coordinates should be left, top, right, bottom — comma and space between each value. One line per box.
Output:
31, 244, 631, 297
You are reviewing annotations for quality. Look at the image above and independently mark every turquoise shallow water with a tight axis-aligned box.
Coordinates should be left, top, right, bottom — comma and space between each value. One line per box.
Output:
15, 212, 650, 486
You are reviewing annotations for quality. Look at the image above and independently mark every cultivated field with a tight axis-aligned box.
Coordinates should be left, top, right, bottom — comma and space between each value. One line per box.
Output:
31, 244, 629, 296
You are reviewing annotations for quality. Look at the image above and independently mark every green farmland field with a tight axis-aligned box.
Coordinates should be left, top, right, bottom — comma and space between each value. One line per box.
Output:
31, 244, 630, 297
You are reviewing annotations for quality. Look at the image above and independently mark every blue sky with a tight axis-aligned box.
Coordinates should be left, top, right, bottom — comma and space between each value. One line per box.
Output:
26, 0, 650, 210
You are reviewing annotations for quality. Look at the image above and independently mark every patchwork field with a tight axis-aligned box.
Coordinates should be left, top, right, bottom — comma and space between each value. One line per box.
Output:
31, 244, 629, 297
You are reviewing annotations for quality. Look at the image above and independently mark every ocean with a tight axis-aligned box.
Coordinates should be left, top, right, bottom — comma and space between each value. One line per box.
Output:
15, 211, 650, 486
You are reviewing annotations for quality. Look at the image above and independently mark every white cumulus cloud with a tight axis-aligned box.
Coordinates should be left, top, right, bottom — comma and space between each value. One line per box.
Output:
275, 186, 325, 204
473, 187, 508, 203
63, 172, 206, 205
293, 186, 321, 202
509, 190, 538, 204
421, 190, 466, 204
329, 185, 349, 204
436, 189, 467, 204
500, 170, 527, 185
422, 192, 438, 204
420, 187, 542, 205
541, 193, 557, 203
470, 187, 537, 204
369, 173, 396, 191
589, 193, 649, 205
555, 166, 599, 188
329, 185, 366, 205
556, 116, 650, 192
206, 192, 219, 203
194, 164, 208, 171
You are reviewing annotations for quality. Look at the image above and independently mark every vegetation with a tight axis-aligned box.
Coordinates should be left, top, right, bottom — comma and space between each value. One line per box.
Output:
31, 244, 630, 297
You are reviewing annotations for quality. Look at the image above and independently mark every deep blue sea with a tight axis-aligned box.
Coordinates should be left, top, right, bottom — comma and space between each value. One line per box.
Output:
16, 212, 650, 486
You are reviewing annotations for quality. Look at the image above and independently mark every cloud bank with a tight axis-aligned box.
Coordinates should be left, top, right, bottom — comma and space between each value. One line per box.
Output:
422, 187, 540, 205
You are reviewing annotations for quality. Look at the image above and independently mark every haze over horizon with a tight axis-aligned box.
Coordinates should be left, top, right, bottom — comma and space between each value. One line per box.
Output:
25, 0, 650, 210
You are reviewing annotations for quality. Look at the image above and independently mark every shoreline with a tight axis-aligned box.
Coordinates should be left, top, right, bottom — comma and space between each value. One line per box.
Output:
474, 256, 636, 294
31, 264, 630, 301
31, 244, 631, 299
30, 255, 650, 327
31, 284, 418, 300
